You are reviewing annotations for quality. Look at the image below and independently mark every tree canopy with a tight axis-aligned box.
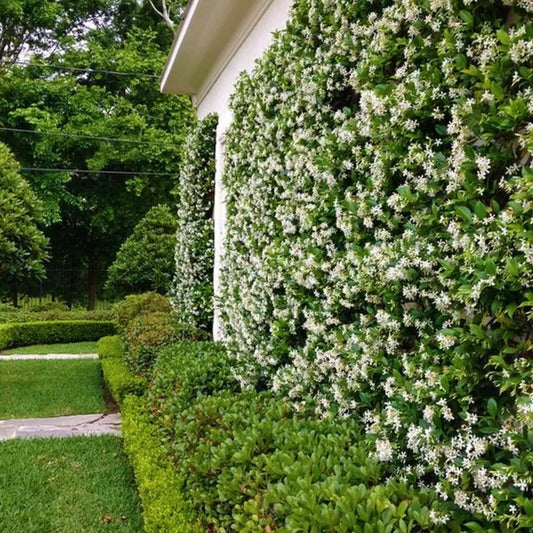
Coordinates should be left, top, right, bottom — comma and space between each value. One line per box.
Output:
106, 204, 177, 297
0, 0, 194, 305
0, 142, 48, 284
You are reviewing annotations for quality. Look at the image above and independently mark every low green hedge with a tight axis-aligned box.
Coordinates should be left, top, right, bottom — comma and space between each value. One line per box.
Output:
0, 304, 112, 324
141, 340, 506, 532
121, 395, 196, 533
97, 336, 145, 405
0, 320, 116, 350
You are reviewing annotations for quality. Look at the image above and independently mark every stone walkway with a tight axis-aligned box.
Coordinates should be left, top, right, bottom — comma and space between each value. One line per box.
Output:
0, 413, 121, 441
0, 352, 120, 441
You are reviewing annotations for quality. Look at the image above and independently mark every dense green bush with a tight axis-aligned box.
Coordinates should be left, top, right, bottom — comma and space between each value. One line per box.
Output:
113, 292, 172, 334
171, 114, 217, 331
121, 394, 195, 533
124, 312, 177, 376
219, 0, 533, 525
148, 341, 238, 422
0, 142, 48, 285
106, 205, 177, 297
0, 320, 115, 350
149, 387, 489, 532
0, 304, 112, 324
98, 336, 146, 405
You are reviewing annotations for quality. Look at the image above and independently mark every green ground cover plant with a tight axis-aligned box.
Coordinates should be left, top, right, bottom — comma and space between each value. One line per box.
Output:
0, 359, 106, 419
0, 435, 143, 533
219, 0, 533, 527
0, 320, 115, 350
1, 340, 98, 355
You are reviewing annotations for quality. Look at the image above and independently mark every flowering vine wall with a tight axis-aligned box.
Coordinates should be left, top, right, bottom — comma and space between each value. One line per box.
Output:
220, 0, 532, 526
172, 114, 217, 330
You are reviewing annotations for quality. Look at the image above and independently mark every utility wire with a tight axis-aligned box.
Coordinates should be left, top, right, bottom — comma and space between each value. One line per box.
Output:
0, 127, 179, 148
1, 60, 159, 78
21, 167, 176, 176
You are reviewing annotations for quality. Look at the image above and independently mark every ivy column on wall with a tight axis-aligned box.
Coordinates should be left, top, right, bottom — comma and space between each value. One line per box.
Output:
172, 114, 218, 331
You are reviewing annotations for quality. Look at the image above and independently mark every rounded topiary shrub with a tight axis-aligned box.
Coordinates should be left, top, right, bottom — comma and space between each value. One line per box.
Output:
113, 292, 172, 334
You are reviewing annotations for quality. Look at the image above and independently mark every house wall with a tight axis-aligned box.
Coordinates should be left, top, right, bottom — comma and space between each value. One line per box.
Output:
194, 0, 293, 339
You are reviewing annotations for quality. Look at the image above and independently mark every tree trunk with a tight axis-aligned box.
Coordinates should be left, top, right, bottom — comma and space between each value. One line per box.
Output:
88, 260, 96, 310
10, 279, 18, 308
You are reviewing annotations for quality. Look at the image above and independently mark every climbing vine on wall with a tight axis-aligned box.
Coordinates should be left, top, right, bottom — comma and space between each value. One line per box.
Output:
220, 0, 532, 526
172, 114, 218, 331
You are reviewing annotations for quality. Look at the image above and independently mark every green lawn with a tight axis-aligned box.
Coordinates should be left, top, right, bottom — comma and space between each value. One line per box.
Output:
0, 435, 143, 533
1, 340, 98, 355
0, 359, 106, 419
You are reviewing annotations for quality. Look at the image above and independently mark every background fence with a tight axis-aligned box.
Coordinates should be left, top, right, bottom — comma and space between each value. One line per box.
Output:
1, 269, 113, 310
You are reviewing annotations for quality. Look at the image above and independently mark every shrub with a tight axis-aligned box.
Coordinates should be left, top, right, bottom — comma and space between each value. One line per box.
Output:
124, 312, 176, 376
113, 292, 172, 334
0, 307, 113, 324
152, 390, 487, 532
219, 0, 533, 525
98, 336, 145, 405
148, 341, 238, 425
171, 114, 218, 331
106, 205, 177, 298
0, 143, 48, 285
121, 395, 196, 533
0, 320, 115, 350
97, 335, 125, 359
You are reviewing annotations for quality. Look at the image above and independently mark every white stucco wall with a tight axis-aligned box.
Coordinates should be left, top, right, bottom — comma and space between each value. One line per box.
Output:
194, 0, 293, 339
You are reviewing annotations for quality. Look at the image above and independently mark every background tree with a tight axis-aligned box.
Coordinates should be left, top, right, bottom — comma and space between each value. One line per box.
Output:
0, 0, 193, 307
105, 204, 177, 297
0, 143, 48, 306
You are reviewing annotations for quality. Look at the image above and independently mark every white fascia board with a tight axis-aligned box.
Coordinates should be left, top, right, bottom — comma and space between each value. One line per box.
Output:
160, 0, 269, 96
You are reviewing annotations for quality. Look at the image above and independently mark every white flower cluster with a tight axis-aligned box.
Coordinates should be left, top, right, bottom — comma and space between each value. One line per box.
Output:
219, 0, 532, 525
171, 114, 217, 330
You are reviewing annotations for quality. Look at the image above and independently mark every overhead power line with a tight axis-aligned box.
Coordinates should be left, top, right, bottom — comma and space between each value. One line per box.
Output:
2, 60, 159, 78
21, 167, 176, 176
0, 127, 179, 148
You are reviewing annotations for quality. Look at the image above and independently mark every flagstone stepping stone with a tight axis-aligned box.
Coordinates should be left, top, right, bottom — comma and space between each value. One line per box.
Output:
0, 413, 121, 441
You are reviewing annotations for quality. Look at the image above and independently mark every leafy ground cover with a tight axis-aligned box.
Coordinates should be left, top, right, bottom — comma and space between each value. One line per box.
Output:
1, 341, 98, 355
0, 435, 143, 533
0, 359, 106, 419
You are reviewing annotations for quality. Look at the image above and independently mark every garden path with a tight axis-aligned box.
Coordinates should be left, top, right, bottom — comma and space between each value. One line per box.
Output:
0, 352, 120, 441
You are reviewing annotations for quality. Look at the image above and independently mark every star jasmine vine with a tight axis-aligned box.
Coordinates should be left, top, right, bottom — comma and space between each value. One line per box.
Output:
219, 0, 532, 527
171, 114, 217, 331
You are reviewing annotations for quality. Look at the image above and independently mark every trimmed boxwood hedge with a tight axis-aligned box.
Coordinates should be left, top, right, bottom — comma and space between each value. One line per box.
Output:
97, 336, 146, 406
0, 320, 116, 350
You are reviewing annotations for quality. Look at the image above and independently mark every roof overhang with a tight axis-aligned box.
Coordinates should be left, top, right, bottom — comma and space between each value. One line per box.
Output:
160, 0, 271, 96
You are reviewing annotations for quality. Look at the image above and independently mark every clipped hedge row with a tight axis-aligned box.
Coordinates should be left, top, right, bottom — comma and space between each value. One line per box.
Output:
0, 320, 116, 350
0, 308, 113, 324
145, 341, 493, 532
97, 336, 145, 405
121, 395, 195, 533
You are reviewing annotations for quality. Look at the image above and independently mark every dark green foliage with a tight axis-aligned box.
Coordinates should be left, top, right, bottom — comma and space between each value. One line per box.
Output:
113, 292, 172, 334
120, 394, 196, 533
0, 303, 112, 324
0, 320, 115, 349
106, 205, 177, 297
124, 312, 176, 376
148, 341, 238, 418
0, 143, 48, 284
97, 336, 145, 405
